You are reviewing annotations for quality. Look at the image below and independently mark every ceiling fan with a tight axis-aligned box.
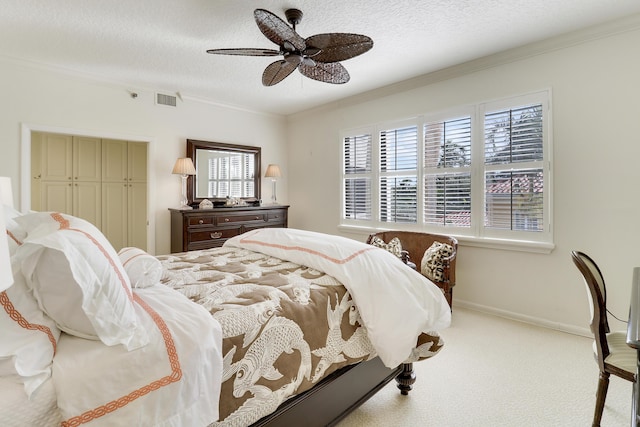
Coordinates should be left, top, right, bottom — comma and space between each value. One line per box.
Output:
207, 8, 373, 86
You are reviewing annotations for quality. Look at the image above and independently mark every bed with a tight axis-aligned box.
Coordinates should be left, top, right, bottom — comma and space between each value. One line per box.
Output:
1, 207, 451, 426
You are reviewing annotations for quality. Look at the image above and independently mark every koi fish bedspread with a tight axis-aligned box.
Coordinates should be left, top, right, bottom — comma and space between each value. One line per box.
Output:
157, 228, 451, 427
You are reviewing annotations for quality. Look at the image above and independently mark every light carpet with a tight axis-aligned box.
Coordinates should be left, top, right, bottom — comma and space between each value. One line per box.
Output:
338, 307, 631, 427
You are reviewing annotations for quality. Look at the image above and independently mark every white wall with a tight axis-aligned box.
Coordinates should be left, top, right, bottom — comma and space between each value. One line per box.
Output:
0, 58, 288, 255
286, 21, 640, 334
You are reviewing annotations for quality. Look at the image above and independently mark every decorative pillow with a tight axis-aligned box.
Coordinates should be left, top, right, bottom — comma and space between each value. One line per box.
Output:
369, 236, 404, 259
0, 269, 61, 397
13, 212, 148, 350
118, 247, 162, 289
420, 241, 454, 282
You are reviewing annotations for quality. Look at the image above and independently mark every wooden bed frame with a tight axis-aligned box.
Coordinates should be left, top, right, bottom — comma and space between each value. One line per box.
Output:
252, 359, 415, 426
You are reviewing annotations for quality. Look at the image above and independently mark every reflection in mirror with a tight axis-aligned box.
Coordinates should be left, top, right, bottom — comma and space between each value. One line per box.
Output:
186, 139, 261, 207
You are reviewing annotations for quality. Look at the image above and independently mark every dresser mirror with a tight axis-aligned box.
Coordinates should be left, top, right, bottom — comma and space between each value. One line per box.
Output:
186, 139, 261, 207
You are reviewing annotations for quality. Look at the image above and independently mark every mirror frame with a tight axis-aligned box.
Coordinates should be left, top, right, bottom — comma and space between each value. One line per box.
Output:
186, 139, 261, 207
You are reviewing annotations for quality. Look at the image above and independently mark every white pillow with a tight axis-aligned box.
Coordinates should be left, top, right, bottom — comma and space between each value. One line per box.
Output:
0, 268, 61, 397
13, 212, 148, 350
118, 247, 162, 289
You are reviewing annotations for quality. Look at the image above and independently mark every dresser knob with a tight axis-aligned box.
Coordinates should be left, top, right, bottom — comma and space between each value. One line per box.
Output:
224, 218, 230, 222
255, 216, 259, 220
210, 232, 222, 239
198, 219, 204, 224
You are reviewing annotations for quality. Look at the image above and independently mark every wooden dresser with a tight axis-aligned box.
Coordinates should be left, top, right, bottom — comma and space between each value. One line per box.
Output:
169, 205, 289, 253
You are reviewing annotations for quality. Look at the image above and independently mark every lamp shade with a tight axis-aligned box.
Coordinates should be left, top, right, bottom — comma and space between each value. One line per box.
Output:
172, 158, 196, 175
0, 187, 13, 291
264, 164, 282, 178
0, 176, 13, 208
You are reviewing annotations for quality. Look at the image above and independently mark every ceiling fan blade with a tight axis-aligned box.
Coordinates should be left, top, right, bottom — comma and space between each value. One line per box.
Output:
305, 33, 373, 63
262, 60, 298, 86
206, 48, 280, 56
298, 62, 350, 84
254, 9, 306, 52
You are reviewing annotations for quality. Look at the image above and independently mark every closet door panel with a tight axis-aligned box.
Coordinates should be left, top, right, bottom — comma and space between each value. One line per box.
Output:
102, 139, 128, 182
73, 137, 101, 182
128, 182, 148, 250
40, 181, 72, 214
73, 182, 101, 228
102, 182, 128, 251
40, 133, 73, 181
128, 142, 148, 183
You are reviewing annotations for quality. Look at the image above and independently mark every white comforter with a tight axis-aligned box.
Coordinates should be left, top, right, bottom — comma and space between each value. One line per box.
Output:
52, 285, 223, 427
224, 228, 451, 368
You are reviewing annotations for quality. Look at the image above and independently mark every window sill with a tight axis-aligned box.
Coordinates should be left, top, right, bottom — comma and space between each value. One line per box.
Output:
338, 224, 555, 254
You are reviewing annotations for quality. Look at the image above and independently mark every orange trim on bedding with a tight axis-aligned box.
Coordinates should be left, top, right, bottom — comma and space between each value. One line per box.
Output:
49, 213, 133, 301
0, 291, 57, 355
61, 293, 182, 427
7, 230, 21, 245
122, 252, 149, 267
239, 237, 376, 264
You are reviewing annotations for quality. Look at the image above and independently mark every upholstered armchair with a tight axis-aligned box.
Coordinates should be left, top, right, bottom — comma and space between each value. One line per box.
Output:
366, 231, 458, 308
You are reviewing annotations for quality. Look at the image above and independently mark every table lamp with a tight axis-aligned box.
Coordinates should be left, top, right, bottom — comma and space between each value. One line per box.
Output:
264, 164, 281, 205
172, 158, 197, 210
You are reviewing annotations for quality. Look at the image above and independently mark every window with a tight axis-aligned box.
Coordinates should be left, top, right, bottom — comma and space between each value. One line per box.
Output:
340, 90, 551, 246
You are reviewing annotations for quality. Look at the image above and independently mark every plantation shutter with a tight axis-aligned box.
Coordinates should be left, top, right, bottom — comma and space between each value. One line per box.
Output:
343, 133, 372, 220
379, 126, 417, 223
423, 117, 472, 227
484, 104, 544, 231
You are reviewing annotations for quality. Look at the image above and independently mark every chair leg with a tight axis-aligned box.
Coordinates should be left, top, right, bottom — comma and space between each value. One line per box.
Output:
593, 371, 610, 427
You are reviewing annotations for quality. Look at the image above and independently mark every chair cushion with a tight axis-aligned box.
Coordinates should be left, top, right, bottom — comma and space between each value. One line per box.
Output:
596, 331, 637, 373
369, 236, 404, 259
420, 241, 454, 282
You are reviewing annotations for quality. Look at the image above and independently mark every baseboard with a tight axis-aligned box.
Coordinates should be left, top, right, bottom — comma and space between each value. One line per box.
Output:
453, 299, 592, 338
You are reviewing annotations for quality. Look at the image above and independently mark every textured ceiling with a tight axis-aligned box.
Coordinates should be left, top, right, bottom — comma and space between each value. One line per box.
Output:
2, 1, 640, 116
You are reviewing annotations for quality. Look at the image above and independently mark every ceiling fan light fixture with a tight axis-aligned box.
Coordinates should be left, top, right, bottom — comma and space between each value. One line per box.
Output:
284, 52, 303, 66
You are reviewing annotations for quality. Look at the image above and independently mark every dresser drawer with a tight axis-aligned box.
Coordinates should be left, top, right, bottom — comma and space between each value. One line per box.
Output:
188, 227, 241, 244
188, 216, 215, 226
267, 209, 287, 223
215, 213, 266, 225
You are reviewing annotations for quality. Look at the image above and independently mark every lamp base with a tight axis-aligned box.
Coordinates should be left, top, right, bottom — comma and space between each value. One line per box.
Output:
269, 179, 278, 205
178, 174, 192, 210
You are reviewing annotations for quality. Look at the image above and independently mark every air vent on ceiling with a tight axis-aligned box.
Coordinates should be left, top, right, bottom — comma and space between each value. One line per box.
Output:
156, 93, 177, 107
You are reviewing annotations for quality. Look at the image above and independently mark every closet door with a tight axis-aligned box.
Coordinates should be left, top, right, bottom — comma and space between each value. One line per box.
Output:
127, 141, 148, 248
